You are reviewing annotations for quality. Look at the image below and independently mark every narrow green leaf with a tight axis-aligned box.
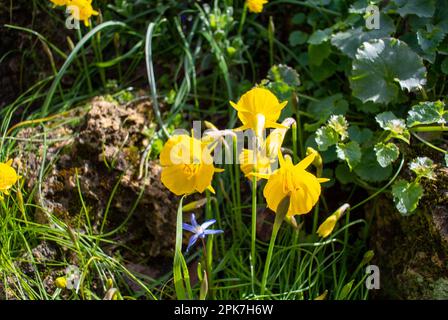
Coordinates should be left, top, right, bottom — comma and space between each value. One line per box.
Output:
173, 196, 192, 300
338, 280, 355, 300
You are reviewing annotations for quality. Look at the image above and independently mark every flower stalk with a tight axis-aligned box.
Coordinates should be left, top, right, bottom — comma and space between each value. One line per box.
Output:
260, 195, 290, 296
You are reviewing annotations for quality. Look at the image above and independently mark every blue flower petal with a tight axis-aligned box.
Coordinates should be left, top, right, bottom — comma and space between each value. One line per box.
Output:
190, 213, 199, 228
203, 229, 224, 235
186, 234, 199, 252
200, 219, 216, 230
182, 223, 196, 233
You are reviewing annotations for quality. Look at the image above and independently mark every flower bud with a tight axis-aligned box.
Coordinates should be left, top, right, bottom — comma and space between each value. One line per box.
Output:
55, 277, 67, 289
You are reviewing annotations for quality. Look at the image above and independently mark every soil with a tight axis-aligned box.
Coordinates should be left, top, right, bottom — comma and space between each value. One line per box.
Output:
0, 0, 71, 110
13, 95, 181, 271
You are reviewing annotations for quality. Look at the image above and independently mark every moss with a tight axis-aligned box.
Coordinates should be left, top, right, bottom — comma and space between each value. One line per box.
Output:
369, 154, 448, 299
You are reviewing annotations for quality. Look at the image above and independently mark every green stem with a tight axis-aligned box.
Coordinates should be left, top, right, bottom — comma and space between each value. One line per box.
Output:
250, 173, 257, 293
351, 156, 405, 211
260, 196, 290, 296
201, 238, 211, 298
311, 202, 319, 234
420, 87, 429, 100
233, 135, 242, 235
260, 217, 281, 296
238, 4, 248, 36
411, 126, 448, 132
76, 28, 93, 93
411, 131, 447, 154
268, 16, 275, 66
93, 28, 107, 88
292, 122, 298, 163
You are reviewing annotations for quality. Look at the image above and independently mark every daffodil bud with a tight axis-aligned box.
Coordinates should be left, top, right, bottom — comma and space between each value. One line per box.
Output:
55, 277, 67, 289
361, 250, 375, 266
316, 203, 350, 238
314, 290, 328, 300
182, 198, 208, 212
106, 278, 114, 290
113, 33, 120, 50
17, 187, 25, 215
316, 215, 338, 238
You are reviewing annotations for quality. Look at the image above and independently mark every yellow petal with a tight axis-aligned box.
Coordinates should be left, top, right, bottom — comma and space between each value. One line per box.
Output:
251, 172, 272, 179
194, 164, 215, 193
264, 171, 287, 213
295, 152, 316, 170
278, 150, 286, 168
317, 214, 338, 238
206, 185, 216, 194
230, 101, 249, 113
161, 165, 195, 195
266, 127, 287, 158
265, 120, 288, 130
233, 124, 251, 132
289, 171, 321, 216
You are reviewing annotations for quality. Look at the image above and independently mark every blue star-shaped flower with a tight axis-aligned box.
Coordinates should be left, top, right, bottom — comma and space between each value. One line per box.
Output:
182, 214, 223, 252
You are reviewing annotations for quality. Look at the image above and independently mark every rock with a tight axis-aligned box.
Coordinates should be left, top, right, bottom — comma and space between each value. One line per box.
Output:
369, 166, 448, 299
14, 96, 179, 260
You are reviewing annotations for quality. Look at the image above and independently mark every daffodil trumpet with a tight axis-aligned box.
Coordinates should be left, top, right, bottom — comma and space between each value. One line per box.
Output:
254, 152, 329, 217
160, 134, 224, 196
230, 87, 288, 139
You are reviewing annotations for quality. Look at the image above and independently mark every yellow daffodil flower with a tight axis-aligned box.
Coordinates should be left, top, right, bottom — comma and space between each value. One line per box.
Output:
0, 159, 20, 200
258, 152, 329, 217
246, 0, 268, 13
67, 0, 99, 27
160, 134, 223, 196
317, 203, 350, 238
239, 148, 272, 180
230, 87, 287, 137
239, 118, 294, 180
50, 0, 71, 6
